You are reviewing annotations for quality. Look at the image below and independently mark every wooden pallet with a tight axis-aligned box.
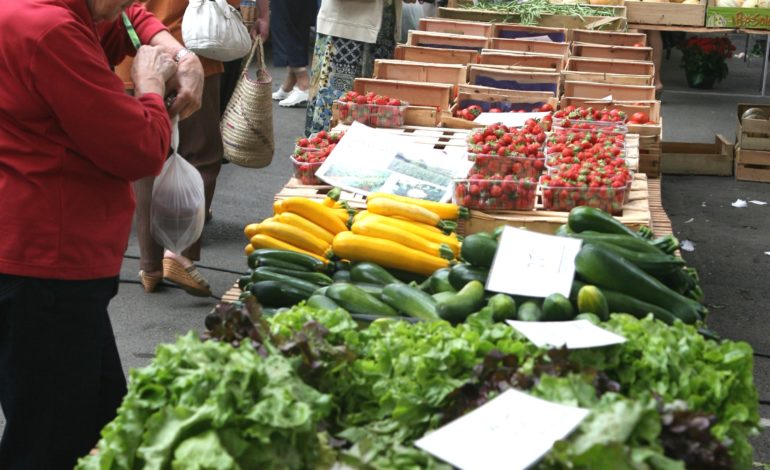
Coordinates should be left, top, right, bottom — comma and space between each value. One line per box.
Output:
646, 177, 672, 238
221, 282, 241, 304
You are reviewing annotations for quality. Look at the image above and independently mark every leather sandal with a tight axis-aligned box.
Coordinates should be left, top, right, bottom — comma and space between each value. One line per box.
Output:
138, 270, 163, 293
162, 258, 212, 297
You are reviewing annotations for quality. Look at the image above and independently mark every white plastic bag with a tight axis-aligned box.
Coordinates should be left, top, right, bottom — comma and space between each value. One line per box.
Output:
150, 119, 206, 254
182, 0, 252, 62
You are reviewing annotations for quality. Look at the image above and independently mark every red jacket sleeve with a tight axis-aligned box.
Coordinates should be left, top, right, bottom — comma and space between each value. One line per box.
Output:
98, 3, 167, 66
30, 20, 170, 181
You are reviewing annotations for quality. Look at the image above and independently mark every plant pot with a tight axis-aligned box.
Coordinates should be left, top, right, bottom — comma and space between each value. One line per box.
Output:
685, 70, 717, 90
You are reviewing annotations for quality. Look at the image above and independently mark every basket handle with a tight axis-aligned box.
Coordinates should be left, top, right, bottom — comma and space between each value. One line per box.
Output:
242, 37, 265, 73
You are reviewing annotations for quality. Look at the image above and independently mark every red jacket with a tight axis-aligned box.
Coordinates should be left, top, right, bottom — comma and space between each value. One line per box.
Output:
0, 0, 170, 280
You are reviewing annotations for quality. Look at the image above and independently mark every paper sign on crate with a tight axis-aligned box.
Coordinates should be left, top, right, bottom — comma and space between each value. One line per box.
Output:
486, 227, 582, 298
506, 319, 627, 349
415, 389, 590, 470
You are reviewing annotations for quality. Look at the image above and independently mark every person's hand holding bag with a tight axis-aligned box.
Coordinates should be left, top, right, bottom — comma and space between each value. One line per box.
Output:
165, 51, 205, 120
131, 45, 177, 98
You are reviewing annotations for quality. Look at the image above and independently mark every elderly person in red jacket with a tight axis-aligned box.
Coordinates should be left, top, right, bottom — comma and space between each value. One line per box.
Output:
0, 0, 203, 468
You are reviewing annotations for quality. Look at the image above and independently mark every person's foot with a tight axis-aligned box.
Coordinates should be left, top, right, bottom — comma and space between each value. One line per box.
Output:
279, 87, 309, 107
162, 251, 212, 297
138, 270, 163, 293
272, 86, 292, 101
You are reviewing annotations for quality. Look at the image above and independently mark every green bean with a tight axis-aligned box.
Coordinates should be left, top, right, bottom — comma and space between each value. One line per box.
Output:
466, 0, 617, 26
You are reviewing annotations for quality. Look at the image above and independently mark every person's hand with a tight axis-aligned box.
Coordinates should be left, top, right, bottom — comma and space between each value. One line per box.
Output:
165, 53, 204, 120
251, 17, 269, 43
131, 45, 177, 97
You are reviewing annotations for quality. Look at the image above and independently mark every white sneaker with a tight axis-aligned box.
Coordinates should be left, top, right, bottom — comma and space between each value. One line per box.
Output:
279, 87, 309, 108
272, 86, 292, 101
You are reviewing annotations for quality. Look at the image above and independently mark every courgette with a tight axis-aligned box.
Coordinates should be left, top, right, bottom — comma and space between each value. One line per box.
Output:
247, 252, 312, 271
542, 293, 575, 321
432, 291, 456, 303
460, 233, 498, 269
568, 206, 642, 238
448, 263, 489, 291
250, 269, 318, 296
577, 239, 685, 277
554, 223, 572, 237
332, 270, 352, 283
436, 280, 485, 324
576, 285, 609, 321
258, 267, 333, 285
352, 282, 385, 299
599, 286, 679, 325
350, 262, 402, 285
325, 283, 398, 316
250, 280, 311, 308
568, 231, 663, 254
238, 274, 253, 291
516, 300, 544, 322
428, 268, 456, 294
307, 295, 343, 311
574, 244, 703, 324
487, 293, 517, 321
381, 283, 440, 321
250, 248, 329, 272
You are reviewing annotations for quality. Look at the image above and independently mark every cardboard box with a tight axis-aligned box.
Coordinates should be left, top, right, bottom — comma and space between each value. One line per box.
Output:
572, 42, 653, 62
626, 0, 707, 27
394, 45, 479, 65
707, 1, 770, 29
488, 38, 569, 57
418, 17, 493, 37
662, 135, 734, 176
571, 29, 647, 47
736, 147, 770, 182
479, 50, 565, 71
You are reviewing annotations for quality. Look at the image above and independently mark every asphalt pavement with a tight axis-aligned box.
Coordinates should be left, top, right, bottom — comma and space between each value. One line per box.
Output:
1, 37, 769, 462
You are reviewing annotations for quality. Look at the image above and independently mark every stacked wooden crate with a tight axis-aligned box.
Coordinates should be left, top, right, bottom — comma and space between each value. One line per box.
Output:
560, 29, 663, 177
735, 104, 770, 183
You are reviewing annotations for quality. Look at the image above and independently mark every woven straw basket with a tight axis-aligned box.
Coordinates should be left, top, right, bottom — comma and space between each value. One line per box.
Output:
221, 38, 274, 168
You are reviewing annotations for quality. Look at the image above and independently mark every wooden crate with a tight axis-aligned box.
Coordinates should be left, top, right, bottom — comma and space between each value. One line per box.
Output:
407, 30, 489, 51
443, 88, 558, 128
458, 173, 651, 235
563, 81, 656, 101
625, 0, 707, 27
572, 42, 653, 62
639, 145, 661, 178
418, 17, 493, 37
492, 24, 568, 42
736, 103, 770, 151
559, 96, 661, 123
469, 66, 560, 95
661, 135, 734, 176
735, 147, 770, 182
331, 102, 442, 127
646, 178, 675, 239
479, 50, 565, 71
571, 29, 647, 47
394, 45, 479, 65
562, 57, 654, 86
373, 60, 467, 87
488, 38, 569, 57
628, 116, 663, 138
352, 78, 454, 110
439, 7, 627, 31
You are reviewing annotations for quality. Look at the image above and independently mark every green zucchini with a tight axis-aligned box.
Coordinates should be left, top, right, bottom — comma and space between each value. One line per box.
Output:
567, 206, 642, 238
250, 248, 328, 272
387, 268, 429, 284
448, 263, 489, 291
600, 286, 679, 325
461, 233, 498, 268
352, 282, 385, 299
250, 280, 311, 308
487, 293, 517, 322
428, 268, 456, 294
250, 269, 318, 296
307, 295, 343, 311
332, 270, 352, 283
542, 293, 575, 321
313, 285, 329, 296
238, 274, 253, 291
554, 223, 572, 237
258, 267, 333, 285
432, 291, 456, 303
576, 285, 609, 321
247, 252, 312, 271
574, 244, 703, 324
516, 300, 544, 322
325, 283, 397, 316
350, 262, 402, 285
436, 280, 485, 324
577, 239, 685, 277
568, 231, 663, 254
381, 283, 439, 321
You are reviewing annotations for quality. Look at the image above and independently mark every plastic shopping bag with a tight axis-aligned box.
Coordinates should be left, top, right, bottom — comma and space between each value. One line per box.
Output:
150, 119, 205, 254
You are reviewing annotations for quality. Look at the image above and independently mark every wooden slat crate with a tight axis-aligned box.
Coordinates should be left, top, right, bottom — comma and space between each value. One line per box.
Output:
625, 0, 707, 27
418, 17, 493, 37
438, 7, 627, 31
735, 147, 770, 183
571, 29, 647, 47
492, 24, 568, 43
458, 173, 651, 236
563, 81, 656, 101
559, 97, 661, 123
394, 45, 479, 65
407, 30, 489, 51
562, 57, 654, 86
572, 43, 653, 62
443, 88, 559, 129
646, 178, 675, 239
488, 38, 569, 57
661, 135, 734, 176
479, 51, 565, 71
352, 78, 454, 110
638, 145, 662, 178
469, 65, 560, 95
373, 60, 467, 87
735, 103, 770, 151
221, 282, 242, 304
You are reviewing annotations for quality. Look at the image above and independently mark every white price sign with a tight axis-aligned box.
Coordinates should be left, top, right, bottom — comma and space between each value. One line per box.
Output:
506, 319, 627, 349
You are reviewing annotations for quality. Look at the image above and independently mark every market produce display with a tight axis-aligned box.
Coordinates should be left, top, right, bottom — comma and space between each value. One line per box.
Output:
453, 102, 554, 121
291, 130, 345, 185
78, 300, 759, 469
337, 91, 408, 128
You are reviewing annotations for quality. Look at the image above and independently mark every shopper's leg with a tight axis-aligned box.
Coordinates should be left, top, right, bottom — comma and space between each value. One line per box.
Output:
648, 30, 664, 92
178, 74, 223, 262
132, 176, 164, 275
0, 276, 124, 469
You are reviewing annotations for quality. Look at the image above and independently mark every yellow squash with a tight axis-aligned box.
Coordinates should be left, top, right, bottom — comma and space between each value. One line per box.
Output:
367, 197, 443, 227
280, 197, 349, 234
352, 217, 455, 260
367, 192, 467, 220
360, 213, 460, 256
254, 220, 330, 256
332, 231, 450, 276
276, 212, 335, 244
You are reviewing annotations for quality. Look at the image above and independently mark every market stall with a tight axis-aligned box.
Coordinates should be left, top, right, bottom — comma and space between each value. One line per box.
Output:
76, 5, 763, 469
